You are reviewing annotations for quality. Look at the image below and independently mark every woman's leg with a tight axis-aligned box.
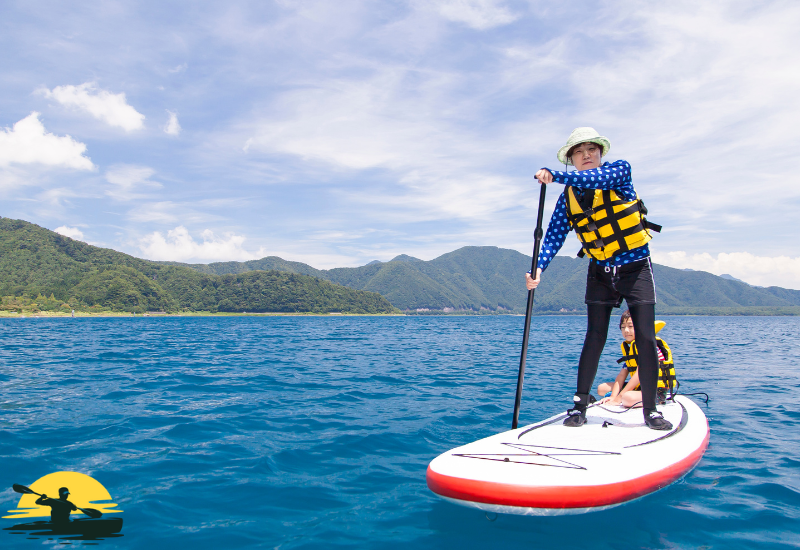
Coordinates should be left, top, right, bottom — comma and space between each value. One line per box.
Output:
628, 303, 672, 429
597, 382, 613, 396
564, 304, 613, 426
628, 304, 658, 412
576, 304, 613, 396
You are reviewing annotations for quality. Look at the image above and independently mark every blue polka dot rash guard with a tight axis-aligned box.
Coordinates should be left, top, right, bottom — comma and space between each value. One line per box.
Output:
536, 160, 651, 272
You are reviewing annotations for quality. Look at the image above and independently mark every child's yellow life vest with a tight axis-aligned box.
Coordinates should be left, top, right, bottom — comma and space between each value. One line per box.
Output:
617, 337, 677, 391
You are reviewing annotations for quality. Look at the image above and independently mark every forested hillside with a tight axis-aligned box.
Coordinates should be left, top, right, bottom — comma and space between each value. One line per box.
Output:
179, 247, 800, 315
4, 216, 798, 316
0, 218, 397, 314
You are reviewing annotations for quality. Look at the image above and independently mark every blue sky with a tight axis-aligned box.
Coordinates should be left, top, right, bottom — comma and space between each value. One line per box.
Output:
2, 1, 798, 288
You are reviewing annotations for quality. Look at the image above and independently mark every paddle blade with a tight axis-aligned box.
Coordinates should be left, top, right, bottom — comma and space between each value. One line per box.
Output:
80, 507, 103, 519
12, 484, 37, 495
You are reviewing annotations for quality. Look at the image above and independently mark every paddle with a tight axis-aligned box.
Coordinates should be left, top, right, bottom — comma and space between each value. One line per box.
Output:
12, 484, 103, 519
512, 182, 547, 429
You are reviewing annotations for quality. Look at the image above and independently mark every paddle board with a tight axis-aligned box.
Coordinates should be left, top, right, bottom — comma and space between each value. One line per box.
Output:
427, 395, 709, 515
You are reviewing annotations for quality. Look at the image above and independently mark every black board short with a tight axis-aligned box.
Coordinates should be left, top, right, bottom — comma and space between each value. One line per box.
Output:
585, 258, 656, 308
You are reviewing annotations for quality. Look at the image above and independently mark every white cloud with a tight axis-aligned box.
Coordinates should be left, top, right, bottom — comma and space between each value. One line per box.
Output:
0, 168, 26, 191
168, 63, 188, 74
54, 226, 85, 241
106, 165, 156, 187
654, 251, 800, 290
39, 187, 82, 207
383, 170, 522, 220
0, 112, 94, 170
127, 201, 180, 224
240, 67, 533, 222
105, 165, 162, 200
138, 226, 266, 262
40, 82, 145, 131
163, 110, 181, 136
431, 0, 518, 30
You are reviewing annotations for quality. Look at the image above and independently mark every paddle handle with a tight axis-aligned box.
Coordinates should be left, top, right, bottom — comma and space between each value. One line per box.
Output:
512, 182, 547, 429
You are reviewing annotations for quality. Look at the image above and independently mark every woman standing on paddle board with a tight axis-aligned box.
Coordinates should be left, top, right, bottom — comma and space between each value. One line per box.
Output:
525, 127, 671, 431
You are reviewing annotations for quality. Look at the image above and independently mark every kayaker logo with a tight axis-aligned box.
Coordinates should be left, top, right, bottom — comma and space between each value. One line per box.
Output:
3, 471, 123, 541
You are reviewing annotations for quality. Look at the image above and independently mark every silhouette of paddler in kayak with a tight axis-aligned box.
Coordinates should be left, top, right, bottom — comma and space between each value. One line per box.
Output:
7, 483, 121, 539
35, 487, 78, 525
11, 483, 102, 521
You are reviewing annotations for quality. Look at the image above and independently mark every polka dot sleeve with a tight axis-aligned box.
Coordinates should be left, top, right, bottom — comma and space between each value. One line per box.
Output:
536, 192, 570, 271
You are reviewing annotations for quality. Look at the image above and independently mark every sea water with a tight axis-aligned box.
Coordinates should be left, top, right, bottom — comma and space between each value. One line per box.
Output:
0, 315, 798, 549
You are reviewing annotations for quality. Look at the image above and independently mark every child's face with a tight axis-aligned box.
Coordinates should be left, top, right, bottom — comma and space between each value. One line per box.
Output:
570, 142, 602, 170
620, 318, 635, 343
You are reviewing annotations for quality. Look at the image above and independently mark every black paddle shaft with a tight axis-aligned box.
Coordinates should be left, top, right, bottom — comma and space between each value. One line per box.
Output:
512, 183, 548, 429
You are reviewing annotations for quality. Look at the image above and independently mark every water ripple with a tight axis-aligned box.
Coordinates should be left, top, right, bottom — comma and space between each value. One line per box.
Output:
0, 316, 798, 548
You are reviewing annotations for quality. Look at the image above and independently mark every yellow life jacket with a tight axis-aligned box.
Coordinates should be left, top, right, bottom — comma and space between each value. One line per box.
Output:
565, 186, 661, 261
617, 337, 677, 392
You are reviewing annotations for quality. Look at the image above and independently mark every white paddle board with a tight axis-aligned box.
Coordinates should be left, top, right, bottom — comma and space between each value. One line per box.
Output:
427, 395, 709, 515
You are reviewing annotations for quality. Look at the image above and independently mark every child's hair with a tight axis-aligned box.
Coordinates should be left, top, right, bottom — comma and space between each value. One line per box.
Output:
619, 309, 632, 328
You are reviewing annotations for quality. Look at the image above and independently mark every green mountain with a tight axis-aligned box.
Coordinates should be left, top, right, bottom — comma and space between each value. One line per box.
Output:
159, 256, 324, 278
4, 216, 797, 315
389, 254, 423, 263
0, 218, 397, 314
176, 246, 800, 315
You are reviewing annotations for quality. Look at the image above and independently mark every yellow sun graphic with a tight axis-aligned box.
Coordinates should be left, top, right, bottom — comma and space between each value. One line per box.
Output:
4, 471, 123, 519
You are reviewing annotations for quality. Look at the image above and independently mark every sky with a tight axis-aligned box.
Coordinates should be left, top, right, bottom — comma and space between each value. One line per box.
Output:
1, 0, 799, 289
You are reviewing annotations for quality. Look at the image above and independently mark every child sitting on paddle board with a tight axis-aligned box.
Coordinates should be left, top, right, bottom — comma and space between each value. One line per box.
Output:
598, 310, 677, 408
525, 127, 672, 430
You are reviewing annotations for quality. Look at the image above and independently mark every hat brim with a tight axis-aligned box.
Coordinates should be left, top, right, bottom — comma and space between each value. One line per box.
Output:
557, 138, 610, 166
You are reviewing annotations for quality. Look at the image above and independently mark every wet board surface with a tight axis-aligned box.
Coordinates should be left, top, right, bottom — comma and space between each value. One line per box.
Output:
427, 395, 709, 515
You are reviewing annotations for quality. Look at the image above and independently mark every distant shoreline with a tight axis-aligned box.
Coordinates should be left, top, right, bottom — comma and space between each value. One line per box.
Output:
3, 308, 799, 318
0, 311, 408, 318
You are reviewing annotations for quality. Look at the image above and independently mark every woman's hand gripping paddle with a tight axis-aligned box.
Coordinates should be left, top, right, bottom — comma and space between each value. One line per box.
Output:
512, 182, 548, 429
12, 483, 103, 519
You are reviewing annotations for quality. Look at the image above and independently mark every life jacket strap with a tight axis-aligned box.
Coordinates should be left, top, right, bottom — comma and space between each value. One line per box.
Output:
645, 220, 662, 233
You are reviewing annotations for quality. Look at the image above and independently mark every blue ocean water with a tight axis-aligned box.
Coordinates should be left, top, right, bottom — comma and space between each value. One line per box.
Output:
0, 315, 798, 549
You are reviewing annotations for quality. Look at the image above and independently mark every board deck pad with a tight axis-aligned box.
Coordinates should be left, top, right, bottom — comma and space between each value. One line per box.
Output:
427, 396, 709, 515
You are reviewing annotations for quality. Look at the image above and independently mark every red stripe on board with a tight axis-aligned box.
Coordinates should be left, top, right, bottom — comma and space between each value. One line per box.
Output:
427, 428, 709, 510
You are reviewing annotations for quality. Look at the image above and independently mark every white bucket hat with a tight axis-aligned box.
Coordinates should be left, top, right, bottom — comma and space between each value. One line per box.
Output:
557, 127, 611, 166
